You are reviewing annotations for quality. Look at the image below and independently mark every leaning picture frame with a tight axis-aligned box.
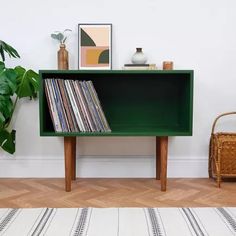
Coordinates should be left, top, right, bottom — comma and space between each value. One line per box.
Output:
78, 24, 112, 70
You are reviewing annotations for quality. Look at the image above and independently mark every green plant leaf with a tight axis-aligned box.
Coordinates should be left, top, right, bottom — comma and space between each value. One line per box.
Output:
0, 129, 16, 154
0, 40, 20, 61
51, 33, 60, 41
57, 33, 64, 42
0, 82, 11, 95
0, 111, 5, 126
0, 68, 17, 95
0, 60, 17, 130
0, 61, 5, 71
0, 39, 39, 155
51, 33, 64, 43
0, 45, 5, 62
15, 66, 39, 98
3, 42, 20, 58
0, 95, 13, 126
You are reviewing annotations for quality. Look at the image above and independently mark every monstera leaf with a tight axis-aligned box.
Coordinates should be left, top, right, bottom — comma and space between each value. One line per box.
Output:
0, 95, 13, 129
0, 61, 5, 71
0, 40, 39, 154
0, 65, 39, 154
0, 62, 17, 129
15, 66, 39, 98
0, 40, 20, 62
0, 62, 18, 96
0, 129, 15, 154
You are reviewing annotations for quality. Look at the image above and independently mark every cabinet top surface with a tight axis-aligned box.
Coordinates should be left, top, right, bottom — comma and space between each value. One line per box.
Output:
39, 69, 194, 75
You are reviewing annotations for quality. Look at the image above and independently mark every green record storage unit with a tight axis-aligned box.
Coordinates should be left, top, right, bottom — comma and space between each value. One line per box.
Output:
39, 70, 194, 192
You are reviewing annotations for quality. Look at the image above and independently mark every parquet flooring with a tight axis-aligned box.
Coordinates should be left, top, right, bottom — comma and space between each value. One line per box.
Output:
0, 178, 235, 208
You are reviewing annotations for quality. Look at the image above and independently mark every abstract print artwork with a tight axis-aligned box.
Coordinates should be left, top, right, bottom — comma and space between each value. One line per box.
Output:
78, 24, 112, 69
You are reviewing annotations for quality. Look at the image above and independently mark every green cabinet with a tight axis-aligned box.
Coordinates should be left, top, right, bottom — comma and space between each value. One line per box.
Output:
39, 69, 193, 192
39, 70, 193, 137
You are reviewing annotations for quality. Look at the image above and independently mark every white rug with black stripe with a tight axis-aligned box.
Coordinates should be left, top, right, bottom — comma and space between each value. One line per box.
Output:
0, 208, 236, 236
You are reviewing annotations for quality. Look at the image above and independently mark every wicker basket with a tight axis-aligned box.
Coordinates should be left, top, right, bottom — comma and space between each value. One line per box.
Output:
209, 112, 236, 187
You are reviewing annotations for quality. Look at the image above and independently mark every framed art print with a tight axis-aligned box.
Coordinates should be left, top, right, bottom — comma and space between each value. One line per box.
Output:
78, 24, 112, 69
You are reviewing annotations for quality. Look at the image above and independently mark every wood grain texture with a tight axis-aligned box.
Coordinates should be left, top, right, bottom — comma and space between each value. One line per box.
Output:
64, 137, 73, 192
160, 137, 168, 191
58, 44, 69, 70
71, 137, 76, 181
156, 137, 161, 180
0, 178, 235, 208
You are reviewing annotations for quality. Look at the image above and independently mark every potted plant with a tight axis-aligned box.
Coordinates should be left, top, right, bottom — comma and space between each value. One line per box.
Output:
51, 29, 72, 69
0, 40, 39, 154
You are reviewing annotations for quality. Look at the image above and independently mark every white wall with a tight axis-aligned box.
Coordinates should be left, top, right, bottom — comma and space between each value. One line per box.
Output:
1, 0, 236, 178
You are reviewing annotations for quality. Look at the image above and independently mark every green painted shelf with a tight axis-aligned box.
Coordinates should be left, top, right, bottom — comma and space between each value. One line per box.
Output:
39, 70, 194, 137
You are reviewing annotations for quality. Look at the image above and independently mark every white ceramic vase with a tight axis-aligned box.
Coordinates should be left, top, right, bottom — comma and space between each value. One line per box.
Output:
131, 48, 147, 64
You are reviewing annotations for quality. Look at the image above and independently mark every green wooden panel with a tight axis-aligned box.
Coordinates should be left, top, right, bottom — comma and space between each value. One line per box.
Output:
39, 70, 194, 136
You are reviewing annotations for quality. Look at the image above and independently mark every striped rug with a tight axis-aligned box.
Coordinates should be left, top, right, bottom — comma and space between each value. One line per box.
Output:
0, 208, 236, 236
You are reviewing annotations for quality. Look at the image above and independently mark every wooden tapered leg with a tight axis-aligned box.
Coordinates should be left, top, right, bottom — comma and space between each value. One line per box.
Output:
71, 137, 76, 181
156, 137, 161, 180
158, 137, 168, 191
64, 137, 75, 192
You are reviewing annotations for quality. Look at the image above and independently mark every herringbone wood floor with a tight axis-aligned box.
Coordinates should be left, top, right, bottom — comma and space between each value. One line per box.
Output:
0, 178, 235, 208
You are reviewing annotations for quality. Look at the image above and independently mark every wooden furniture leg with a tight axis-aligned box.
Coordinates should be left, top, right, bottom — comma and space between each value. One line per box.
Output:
71, 137, 76, 181
156, 136, 168, 191
156, 137, 161, 180
64, 137, 76, 192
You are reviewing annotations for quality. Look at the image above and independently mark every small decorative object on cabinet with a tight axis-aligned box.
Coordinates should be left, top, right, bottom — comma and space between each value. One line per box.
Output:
39, 70, 194, 192
58, 44, 68, 70
131, 48, 147, 64
163, 61, 174, 70
209, 112, 236, 187
78, 24, 112, 70
51, 29, 72, 70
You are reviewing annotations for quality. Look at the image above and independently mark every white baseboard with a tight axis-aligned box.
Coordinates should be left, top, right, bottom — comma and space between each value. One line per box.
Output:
0, 156, 208, 178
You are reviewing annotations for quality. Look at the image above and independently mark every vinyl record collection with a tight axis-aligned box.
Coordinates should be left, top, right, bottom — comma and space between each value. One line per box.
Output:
44, 79, 111, 133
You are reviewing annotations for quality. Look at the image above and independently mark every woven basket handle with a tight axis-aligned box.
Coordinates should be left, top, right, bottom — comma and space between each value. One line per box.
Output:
211, 112, 236, 134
